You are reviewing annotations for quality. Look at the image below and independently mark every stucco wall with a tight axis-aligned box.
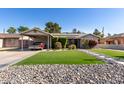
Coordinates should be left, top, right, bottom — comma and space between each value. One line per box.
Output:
0, 39, 3, 48
83, 34, 98, 40
80, 34, 99, 48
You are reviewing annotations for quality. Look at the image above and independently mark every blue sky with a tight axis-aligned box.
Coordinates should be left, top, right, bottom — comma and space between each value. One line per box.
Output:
0, 8, 124, 35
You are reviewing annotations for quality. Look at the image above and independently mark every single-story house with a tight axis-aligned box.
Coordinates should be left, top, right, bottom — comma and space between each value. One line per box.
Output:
0, 28, 99, 49
100, 33, 124, 45
0, 33, 20, 48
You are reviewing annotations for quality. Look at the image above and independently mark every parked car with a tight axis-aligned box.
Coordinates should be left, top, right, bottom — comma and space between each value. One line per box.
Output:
29, 42, 45, 50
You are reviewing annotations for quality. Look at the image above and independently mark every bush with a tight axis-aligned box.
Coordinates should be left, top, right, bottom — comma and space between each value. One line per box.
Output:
81, 39, 89, 49
88, 40, 97, 48
81, 39, 97, 49
68, 44, 76, 50
59, 38, 68, 48
52, 37, 58, 48
55, 42, 62, 49
52, 37, 68, 49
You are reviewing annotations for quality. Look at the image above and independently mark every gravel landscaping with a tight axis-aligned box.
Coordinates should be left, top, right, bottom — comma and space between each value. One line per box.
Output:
0, 63, 124, 84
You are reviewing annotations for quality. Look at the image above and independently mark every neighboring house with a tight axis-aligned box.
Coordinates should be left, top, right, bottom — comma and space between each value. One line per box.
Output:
100, 33, 124, 45
0, 28, 99, 49
0, 33, 20, 48
98, 33, 124, 50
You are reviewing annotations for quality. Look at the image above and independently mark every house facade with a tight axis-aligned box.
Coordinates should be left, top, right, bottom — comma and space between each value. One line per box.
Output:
100, 33, 124, 45
0, 28, 99, 49
0, 33, 20, 48
98, 33, 124, 50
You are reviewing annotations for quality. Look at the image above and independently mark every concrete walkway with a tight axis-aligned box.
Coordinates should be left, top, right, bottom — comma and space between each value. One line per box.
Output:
0, 51, 39, 70
106, 49, 124, 52
79, 49, 124, 65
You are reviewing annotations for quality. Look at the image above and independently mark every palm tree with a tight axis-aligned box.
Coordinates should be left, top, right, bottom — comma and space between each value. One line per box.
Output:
45, 22, 61, 33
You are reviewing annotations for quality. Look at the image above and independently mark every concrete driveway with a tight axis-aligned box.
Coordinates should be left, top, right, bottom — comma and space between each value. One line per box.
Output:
0, 50, 39, 69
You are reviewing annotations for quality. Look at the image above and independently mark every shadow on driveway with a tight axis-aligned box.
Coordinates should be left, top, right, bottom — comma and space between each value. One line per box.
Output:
0, 63, 9, 69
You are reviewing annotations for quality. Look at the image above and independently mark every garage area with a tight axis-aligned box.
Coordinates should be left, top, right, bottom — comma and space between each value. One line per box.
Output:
0, 33, 20, 48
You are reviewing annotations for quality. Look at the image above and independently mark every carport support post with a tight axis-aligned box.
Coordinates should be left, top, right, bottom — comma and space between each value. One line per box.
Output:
47, 35, 49, 49
21, 35, 24, 51
50, 36, 52, 49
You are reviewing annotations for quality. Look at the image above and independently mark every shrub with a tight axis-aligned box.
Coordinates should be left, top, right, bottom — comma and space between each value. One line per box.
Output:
81, 39, 89, 49
68, 44, 76, 50
52, 37, 68, 49
52, 37, 58, 48
88, 40, 97, 48
81, 39, 97, 49
59, 38, 68, 48
55, 42, 62, 49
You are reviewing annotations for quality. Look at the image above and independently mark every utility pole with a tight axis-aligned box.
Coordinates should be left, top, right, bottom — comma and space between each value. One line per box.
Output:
3, 28, 5, 33
102, 27, 104, 33
101, 27, 104, 38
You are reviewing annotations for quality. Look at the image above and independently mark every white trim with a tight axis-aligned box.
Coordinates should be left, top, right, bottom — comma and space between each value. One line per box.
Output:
21, 35, 24, 51
0, 39, 3, 48
47, 35, 49, 49
50, 36, 52, 48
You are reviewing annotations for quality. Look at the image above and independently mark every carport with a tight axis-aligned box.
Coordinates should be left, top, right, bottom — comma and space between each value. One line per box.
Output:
20, 28, 52, 50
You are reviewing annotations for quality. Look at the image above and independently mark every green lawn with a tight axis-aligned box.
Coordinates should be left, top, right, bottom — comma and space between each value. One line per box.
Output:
16, 50, 104, 65
91, 49, 124, 59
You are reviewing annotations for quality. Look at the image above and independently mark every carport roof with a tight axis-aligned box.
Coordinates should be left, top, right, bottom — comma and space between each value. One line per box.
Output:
20, 28, 51, 36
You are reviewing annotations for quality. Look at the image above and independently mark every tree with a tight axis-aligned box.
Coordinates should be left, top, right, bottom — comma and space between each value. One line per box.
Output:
93, 27, 105, 38
93, 28, 104, 38
77, 30, 81, 34
45, 22, 53, 33
54, 23, 61, 33
45, 22, 61, 33
18, 26, 29, 33
108, 33, 111, 37
72, 29, 82, 34
7, 27, 16, 34
93, 29, 101, 36
72, 28, 77, 34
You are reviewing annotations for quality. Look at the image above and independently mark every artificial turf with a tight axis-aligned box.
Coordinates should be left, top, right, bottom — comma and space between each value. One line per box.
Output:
91, 49, 124, 59
16, 50, 104, 65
